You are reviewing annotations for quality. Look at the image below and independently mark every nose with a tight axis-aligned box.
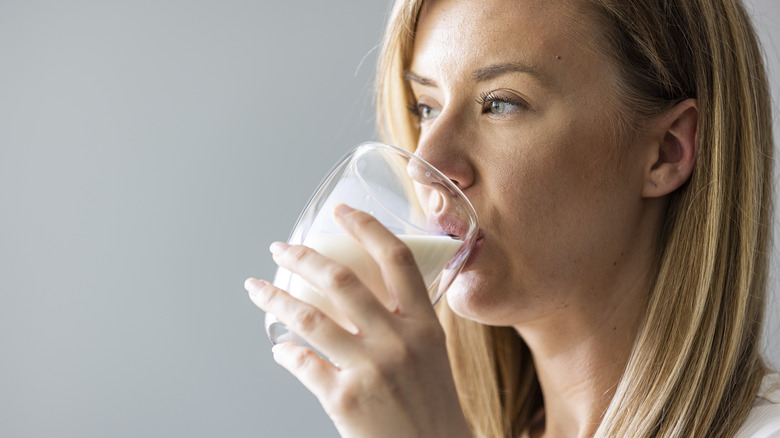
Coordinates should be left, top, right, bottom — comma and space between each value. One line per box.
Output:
413, 111, 476, 191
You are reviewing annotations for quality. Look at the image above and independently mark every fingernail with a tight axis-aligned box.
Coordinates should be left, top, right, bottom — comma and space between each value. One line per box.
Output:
245, 278, 268, 297
244, 277, 255, 292
269, 241, 289, 256
334, 203, 354, 217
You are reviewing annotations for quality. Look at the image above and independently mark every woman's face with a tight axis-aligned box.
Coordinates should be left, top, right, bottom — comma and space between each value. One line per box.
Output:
409, 0, 658, 326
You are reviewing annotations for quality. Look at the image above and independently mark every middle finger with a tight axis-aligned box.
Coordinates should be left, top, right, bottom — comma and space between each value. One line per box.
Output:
270, 241, 395, 334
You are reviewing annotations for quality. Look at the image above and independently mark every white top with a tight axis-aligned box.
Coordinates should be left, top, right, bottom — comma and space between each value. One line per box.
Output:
517, 373, 780, 437
736, 373, 780, 437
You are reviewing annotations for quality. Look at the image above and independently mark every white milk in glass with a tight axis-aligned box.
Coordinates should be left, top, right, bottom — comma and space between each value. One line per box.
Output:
286, 234, 463, 330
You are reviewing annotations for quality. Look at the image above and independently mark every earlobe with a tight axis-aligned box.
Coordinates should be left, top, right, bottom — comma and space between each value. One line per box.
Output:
642, 98, 699, 198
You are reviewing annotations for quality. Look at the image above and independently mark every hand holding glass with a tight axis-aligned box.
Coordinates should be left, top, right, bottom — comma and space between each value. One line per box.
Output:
265, 142, 479, 344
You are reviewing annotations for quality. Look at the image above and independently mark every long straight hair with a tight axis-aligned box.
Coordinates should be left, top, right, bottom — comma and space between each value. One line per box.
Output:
374, 0, 774, 436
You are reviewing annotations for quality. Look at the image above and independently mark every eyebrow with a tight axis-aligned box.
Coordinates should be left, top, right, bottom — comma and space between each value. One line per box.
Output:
404, 62, 545, 88
403, 70, 437, 87
471, 62, 543, 83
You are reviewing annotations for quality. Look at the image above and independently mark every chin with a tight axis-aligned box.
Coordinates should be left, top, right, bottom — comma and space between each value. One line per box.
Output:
443, 272, 510, 325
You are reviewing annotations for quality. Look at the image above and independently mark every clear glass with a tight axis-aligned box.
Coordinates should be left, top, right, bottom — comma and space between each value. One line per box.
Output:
265, 142, 479, 344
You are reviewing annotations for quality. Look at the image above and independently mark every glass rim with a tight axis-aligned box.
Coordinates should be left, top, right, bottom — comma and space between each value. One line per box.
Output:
352, 141, 479, 234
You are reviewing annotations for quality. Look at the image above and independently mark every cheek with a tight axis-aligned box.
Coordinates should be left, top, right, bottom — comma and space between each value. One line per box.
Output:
490, 135, 601, 227
487, 119, 629, 269
514, 113, 623, 207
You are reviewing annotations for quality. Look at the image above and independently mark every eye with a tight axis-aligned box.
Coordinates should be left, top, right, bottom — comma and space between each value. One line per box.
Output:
419, 104, 440, 120
408, 102, 441, 122
489, 100, 515, 115
476, 91, 529, 116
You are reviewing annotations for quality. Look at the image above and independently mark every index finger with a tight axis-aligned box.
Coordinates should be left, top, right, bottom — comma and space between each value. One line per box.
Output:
332, 204, 434, 317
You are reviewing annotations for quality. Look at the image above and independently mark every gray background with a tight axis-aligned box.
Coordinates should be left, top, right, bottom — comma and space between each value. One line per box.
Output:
0, 1, 777, 437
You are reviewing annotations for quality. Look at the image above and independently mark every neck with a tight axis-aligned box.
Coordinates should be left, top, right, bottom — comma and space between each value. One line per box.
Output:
517, 252, 653, 438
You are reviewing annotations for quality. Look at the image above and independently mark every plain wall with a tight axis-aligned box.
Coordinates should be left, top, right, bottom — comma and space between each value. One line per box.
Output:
0, 1, 777, 437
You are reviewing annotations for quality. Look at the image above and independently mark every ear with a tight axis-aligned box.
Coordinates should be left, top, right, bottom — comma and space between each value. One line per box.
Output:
642, 98, 699, 198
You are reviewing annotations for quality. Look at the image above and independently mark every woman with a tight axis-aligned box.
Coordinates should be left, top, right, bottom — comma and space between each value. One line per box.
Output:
246, 0, 779, 436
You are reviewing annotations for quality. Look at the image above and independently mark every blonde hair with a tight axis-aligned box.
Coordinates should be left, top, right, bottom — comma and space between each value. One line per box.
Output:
375, 0, 773, 437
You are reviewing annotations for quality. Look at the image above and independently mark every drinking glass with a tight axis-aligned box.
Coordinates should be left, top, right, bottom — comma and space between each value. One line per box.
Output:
265, 142, 479, 344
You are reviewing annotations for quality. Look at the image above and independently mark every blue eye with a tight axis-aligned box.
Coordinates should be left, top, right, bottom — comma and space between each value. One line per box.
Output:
477, 91, 528, 116
488, 100, 514, 115
409, 102, 441, 122
420, 104, 438, 120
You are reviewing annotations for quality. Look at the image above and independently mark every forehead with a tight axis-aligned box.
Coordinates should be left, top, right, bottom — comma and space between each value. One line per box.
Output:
410, 0, 603, 85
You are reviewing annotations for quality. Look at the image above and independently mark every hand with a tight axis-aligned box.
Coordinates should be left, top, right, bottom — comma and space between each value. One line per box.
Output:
246, 204, 472, 438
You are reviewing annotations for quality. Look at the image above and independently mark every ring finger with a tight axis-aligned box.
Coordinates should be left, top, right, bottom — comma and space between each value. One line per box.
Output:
245, 277, 359, 365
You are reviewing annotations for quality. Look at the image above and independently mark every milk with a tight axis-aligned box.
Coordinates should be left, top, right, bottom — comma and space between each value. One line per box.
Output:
284, 234, 463, 330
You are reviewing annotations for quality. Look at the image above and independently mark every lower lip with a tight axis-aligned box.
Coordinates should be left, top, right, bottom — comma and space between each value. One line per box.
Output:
463, 232, 484, 270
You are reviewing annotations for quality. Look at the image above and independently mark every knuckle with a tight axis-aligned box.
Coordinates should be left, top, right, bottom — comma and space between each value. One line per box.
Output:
292, 306, 323, 333
392, 343, 415, 368
329, 384, 362, 413
351, 211, 376, 229
324, 264, 358, 290
378, 325, 446, 371
292, 347, 317, 370
259, 284, 279, 307
375, 335, 414, 371
286, 244, 310, 263
386, 242, 416, 267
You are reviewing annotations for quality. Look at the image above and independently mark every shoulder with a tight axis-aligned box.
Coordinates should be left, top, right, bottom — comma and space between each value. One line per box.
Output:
736, 373, 780, 438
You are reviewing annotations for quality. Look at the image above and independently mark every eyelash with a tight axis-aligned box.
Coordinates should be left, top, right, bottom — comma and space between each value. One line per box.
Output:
407, 101, 440, 124
407, 102, 423, 118
475, 91, 529, 114
406, 91, 530, 121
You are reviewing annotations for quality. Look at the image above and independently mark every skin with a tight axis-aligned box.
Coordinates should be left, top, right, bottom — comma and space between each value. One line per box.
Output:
246, 0, 698, 436
247, 205, 472, 438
